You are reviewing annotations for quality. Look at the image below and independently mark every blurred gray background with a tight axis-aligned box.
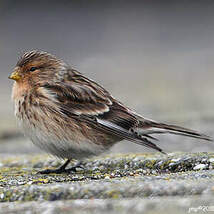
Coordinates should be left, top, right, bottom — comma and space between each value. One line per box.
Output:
0, 0, 214, 155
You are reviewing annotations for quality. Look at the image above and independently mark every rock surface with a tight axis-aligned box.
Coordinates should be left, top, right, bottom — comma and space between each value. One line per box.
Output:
0, 152, 214, 213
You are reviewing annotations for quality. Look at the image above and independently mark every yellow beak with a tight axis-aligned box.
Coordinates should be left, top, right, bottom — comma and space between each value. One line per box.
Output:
9, 71, 21, 81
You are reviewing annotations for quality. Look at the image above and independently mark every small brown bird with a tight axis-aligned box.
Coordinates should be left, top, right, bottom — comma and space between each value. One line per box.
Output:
9, 50, 212, 174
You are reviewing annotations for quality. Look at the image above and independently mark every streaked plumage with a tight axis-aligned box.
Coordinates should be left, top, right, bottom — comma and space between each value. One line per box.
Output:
9, 50, 212, 173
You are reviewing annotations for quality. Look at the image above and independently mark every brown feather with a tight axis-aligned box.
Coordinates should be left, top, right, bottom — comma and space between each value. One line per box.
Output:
10, 50, 212, 160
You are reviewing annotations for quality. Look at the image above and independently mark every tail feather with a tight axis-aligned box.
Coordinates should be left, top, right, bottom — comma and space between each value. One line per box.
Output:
138, 120, 212, 141
133, 136, 166, 154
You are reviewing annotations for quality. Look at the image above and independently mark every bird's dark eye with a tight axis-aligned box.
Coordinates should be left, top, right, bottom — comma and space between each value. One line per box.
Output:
29, 67, 37, 72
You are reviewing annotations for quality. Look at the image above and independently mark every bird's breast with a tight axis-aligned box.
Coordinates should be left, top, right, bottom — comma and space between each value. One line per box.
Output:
13, 94, 111, 159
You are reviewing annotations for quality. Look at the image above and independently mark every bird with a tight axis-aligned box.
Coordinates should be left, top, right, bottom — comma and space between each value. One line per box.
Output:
9, 50, 212, 174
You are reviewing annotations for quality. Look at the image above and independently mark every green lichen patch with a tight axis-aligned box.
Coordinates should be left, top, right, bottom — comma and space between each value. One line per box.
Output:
0, 152, 214, 202
0, 170, 214, 202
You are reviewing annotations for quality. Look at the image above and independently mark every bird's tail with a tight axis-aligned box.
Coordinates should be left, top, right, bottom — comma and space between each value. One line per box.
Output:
136, 119, 212, 141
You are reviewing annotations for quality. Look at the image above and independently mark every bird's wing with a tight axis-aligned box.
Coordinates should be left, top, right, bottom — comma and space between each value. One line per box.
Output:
39, 69, 164, 152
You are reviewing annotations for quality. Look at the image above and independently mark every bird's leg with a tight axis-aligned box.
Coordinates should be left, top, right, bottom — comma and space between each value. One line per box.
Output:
38, 159, 84, 174
39, 159, 71, 174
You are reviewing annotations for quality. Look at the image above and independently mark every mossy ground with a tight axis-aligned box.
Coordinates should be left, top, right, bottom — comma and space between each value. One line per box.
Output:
1, 152, 214, 213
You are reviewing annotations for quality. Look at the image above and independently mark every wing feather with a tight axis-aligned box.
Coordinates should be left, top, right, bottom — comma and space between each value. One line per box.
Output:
39, 70, 163, 152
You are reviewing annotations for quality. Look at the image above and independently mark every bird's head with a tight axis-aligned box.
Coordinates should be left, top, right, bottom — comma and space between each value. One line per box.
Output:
9, 50, 66, 85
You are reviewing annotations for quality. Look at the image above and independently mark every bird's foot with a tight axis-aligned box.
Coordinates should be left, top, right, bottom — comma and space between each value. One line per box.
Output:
39, 168, 68, 174
38, 159, 84, 174
38, 166, 79, 174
